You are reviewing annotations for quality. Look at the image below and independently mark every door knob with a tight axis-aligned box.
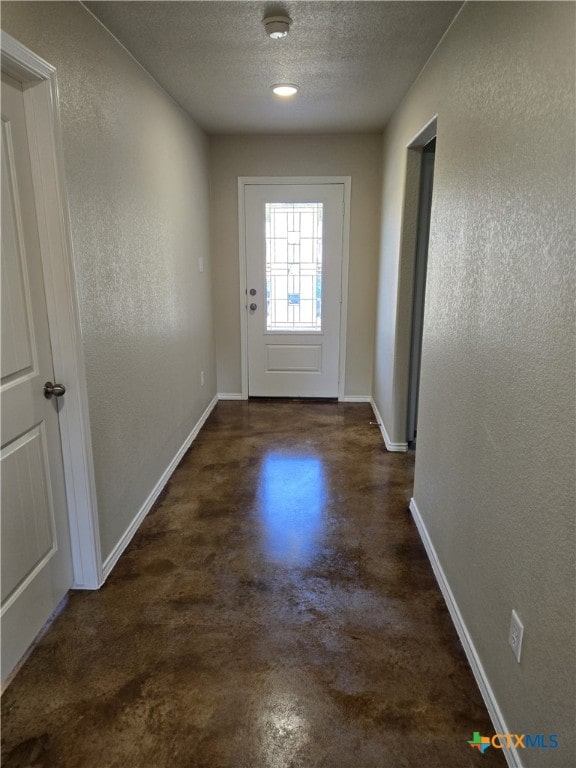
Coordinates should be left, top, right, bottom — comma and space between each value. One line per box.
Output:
249, 303, 257, 311
249, 288, 257, 296
44, 381, 66, 399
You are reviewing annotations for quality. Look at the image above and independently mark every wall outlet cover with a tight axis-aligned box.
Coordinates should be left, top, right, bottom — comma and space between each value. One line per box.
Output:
508, 609, 524, 663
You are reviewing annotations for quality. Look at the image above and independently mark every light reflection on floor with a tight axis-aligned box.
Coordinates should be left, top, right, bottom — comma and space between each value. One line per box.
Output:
257, 452, 326, 567
258, 681, 310, 768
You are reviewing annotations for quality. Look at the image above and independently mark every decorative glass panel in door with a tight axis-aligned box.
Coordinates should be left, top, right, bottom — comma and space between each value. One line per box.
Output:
266, 202, 323, 332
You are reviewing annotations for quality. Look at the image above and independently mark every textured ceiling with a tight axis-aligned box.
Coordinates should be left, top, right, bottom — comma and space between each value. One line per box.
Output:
84, 1, 463, 133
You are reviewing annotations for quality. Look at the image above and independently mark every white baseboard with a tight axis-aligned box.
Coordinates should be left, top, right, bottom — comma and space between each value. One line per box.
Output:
220, 393, 371, 403
101, 395, 218, 581
369, 398, 408, 452
409, 498, 522, 768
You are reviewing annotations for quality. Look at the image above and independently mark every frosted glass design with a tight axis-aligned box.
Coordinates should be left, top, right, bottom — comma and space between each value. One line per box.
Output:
265, 202, 323, 332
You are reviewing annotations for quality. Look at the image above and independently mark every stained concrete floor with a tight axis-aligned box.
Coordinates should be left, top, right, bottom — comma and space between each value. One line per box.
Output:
2, 401, 506, 768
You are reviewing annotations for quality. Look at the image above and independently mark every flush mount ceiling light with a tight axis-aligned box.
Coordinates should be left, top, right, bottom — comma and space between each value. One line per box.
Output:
271, 84, 299, 97
263, 15, 292, 39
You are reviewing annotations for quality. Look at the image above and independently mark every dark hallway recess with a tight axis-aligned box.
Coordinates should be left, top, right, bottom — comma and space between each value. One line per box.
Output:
407, 137, 436, 447
1, 402, 504, 768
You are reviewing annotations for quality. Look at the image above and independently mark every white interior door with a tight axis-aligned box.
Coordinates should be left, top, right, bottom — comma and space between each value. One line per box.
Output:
1, 72, 73, 683
245, 183, 344, 397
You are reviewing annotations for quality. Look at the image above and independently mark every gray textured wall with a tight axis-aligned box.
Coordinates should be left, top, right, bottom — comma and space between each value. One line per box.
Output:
373, 2, 575, 763
2, 2, 216, 561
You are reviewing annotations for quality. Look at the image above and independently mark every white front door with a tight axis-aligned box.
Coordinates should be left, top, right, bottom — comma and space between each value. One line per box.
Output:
245, 183, 345, 397
1, 72, 73, 682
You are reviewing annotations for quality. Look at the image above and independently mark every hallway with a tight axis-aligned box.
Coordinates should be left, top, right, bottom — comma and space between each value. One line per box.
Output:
1, 402, 504, 768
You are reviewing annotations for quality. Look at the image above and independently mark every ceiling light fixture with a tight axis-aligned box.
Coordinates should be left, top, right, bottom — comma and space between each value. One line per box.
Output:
263, 15, 292, 39
271, 84, 299, 97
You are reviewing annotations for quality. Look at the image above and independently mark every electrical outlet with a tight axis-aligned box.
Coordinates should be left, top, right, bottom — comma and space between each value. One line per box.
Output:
200, 370, 205, 387
508, 609, 524, 663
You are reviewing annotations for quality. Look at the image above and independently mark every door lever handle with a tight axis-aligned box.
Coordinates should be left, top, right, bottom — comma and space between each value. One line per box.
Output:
44, 381, 66, 399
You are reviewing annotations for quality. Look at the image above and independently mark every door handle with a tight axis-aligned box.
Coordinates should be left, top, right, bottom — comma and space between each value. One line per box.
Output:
249, 303, 257, 311
44, 381, 66, 399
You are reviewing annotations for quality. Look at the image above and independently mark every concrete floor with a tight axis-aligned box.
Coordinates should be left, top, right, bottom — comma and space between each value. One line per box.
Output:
1, 401, 505, 767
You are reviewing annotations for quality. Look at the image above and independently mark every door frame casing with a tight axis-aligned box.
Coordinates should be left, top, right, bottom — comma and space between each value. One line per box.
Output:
1, 32, 102, 589
238, 176, 351, 400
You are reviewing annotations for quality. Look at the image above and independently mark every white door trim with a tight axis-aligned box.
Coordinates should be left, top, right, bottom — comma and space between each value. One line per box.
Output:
1, 31, 102, 589
238, 176, 351, 400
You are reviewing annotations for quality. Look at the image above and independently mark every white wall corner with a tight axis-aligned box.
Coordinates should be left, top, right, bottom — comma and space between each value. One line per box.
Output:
369, 398, 408, 452
409, 497, 523, 768
101, 395, 218, 581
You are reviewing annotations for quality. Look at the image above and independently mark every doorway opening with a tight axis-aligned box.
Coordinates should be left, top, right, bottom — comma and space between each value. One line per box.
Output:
407, 137, 436, 446
238, 177, 351, 400
1, 32, 102, 685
